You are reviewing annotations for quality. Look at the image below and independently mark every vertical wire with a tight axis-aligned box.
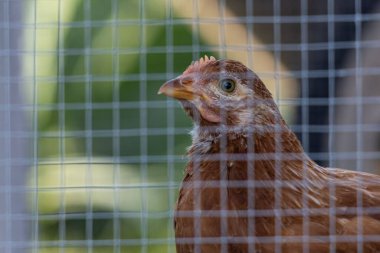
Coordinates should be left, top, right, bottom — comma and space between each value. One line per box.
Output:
3, 0, 12, 251
273, 0, 282, 252
218, 1, 228, 253
354, 1, 363, 252
300, 1, 310, 252
218, 0, 227, 59
138, 1, 148, 252
164, 0, 176, 252
191, 1, 202, 252
245, 1, 256, 252
57, 0, 67, 252
192, 0, 200, 59
245, 0, 254, 68
111, 0, 121, 252
301, 13, 310, 155
327, 1, 336, 252
83, 0, 94, 252
300, 17, 310, 253
32, 0, 40, 252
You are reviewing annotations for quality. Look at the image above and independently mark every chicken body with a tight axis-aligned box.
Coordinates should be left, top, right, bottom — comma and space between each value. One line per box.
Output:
159, 56, 380, 253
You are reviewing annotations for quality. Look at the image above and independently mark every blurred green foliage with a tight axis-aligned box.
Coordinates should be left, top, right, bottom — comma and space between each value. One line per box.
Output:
27, 0, 217, 252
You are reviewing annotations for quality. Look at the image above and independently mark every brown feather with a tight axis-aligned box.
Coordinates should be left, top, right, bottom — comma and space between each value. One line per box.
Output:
159, 57, 380, 253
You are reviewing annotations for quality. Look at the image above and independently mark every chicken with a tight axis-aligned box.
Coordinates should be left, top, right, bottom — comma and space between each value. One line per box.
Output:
158, 56, 380, 253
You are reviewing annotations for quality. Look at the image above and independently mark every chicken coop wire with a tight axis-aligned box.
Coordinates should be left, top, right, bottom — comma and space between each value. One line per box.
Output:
1, 0, 380, 252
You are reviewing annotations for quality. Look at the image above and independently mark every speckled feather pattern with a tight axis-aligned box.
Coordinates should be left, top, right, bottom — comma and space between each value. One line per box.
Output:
161, 57, 380, 253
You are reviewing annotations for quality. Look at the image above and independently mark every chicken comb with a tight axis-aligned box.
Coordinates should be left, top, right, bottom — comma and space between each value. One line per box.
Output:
183, 55, 216, 74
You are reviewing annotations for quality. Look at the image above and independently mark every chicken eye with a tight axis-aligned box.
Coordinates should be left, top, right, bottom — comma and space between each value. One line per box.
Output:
219, 79, 236, 93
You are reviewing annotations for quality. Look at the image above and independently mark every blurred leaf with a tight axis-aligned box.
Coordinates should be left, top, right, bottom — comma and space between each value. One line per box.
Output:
32, 162, 168, 213
30, 160, 176, 252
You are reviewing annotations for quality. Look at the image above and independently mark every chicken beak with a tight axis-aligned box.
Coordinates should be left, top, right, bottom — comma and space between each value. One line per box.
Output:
158, 77, 195, 101
158, 77, 221, 123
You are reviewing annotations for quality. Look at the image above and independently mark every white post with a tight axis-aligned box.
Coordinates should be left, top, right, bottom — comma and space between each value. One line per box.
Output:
0, 1, 29, 252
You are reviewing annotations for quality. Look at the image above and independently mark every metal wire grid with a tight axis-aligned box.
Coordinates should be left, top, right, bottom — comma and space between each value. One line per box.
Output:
1, 0, 380, 252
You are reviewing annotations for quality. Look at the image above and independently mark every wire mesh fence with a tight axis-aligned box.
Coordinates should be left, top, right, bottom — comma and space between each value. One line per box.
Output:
1, 0, 380, 252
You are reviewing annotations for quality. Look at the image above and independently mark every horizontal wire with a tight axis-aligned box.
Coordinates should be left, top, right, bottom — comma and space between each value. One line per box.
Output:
6, 95, 380, 111
4, 65, 380, 85
7, 12, 380, 29
175, 234, 380, 245
3, 40, 380, 57
15, 150, 380, 165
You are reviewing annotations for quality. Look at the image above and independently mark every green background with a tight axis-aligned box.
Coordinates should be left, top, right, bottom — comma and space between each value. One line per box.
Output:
26, 1, 217, 252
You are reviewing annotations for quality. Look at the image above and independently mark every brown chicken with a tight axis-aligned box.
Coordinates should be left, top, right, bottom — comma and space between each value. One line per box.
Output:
158, 56, 380, 253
